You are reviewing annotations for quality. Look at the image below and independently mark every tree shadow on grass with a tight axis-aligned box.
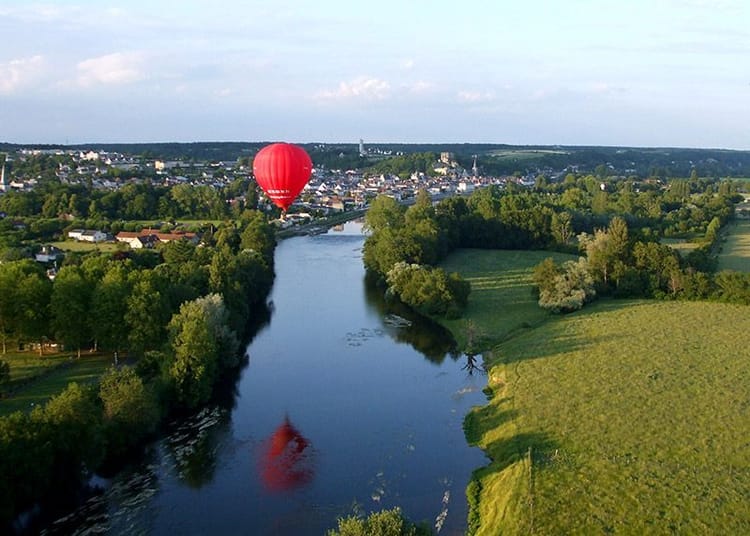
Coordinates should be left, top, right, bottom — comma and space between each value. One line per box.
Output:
483, 431, 559, 472
464, 400, 518, 446
494, 327, 589, 366
492, 299, 648, 367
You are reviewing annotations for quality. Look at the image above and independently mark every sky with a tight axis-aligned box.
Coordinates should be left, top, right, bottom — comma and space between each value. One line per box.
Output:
0, 0, 748, 148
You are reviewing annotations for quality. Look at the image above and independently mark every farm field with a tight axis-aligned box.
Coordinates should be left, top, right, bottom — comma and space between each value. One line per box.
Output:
717, 220, 750, 272
437, 248, 576, 350
464, 299, 750, 535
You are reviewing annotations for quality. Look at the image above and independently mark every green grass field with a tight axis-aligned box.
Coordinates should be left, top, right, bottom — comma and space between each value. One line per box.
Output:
437, 249, 576, 350
49, 240, 120, 253
0, 351, 113, 416
436, 249, 750, 534
717, 220, 750, 272
3, 350, 68, 384
461, 295, 750, 534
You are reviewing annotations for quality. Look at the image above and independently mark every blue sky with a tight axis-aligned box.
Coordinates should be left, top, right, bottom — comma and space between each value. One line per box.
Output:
1, 0, 748, 148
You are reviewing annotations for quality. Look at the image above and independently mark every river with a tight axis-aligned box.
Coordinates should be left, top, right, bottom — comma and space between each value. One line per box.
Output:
43, 221, 487, 535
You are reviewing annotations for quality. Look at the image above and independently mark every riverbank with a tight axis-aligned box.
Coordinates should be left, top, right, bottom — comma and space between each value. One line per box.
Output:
22, 222, 484, 535
275, 209, 366, 239
437, 249, 750, 534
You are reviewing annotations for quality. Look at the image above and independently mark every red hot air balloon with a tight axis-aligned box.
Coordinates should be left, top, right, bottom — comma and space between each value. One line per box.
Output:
252, 143, 313, 212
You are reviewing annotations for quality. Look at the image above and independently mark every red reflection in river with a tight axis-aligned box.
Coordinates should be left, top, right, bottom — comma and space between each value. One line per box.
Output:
258, 416, 315, 492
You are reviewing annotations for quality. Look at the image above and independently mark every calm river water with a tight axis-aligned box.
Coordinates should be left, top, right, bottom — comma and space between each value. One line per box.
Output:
44, 221, 487, 535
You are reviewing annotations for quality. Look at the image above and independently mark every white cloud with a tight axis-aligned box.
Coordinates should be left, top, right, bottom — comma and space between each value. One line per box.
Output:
105, 7, 126, 18
400, 59, 415, 70
659, 0, 742, 9
405, 80, 433, 94
0, 4, 73, 22
457, 90, 495, 103
590, 82, 627, 94
316, 76, 391, 100
0, 55, 45, 94
76, 52, 145, 87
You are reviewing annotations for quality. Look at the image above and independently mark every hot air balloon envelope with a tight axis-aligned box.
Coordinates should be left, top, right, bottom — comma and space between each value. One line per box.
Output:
252, 143, 313, 211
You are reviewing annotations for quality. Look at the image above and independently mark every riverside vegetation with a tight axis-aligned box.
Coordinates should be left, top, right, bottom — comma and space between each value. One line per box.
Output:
0, 209, 276, 528
363, 174, 750, 534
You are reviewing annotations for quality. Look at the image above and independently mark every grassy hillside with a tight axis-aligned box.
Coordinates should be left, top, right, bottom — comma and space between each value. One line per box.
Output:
438, 249, 577, 351
718, 220, 750, 272
466, 299, 750, 534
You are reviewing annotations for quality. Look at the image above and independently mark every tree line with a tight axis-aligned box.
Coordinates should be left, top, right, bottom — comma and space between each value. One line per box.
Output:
363, 174, 742, 320
0, 209, 276, 526
0, 179, 256, 221
0, 178, 265, 263
533, 214, 750, 313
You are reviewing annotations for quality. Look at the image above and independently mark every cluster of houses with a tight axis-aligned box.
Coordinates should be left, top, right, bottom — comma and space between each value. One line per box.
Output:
6, 146, 548, 274
295, 152, 526, 215
33, 228, 201, 279
63, 228, 199, 249
113, 229, 199, 249
2, 147, 532, 216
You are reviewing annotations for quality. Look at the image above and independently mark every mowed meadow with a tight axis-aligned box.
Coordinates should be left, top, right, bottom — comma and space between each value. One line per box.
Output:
438, 249, 577, 350
718, 220, 750, 272
439, 249, 750, 534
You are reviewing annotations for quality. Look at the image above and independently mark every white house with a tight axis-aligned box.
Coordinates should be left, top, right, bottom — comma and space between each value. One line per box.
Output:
115, 232, 160, 249
68, 229, 107, 242
457, 181, 476, 194
35, 245, 63, 263
115, 230, 197, 249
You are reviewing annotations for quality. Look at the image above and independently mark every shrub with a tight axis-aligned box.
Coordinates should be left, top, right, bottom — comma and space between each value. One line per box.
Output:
327, 507, 432, 536
386, 262, 470, 317
537, 258, 597, 313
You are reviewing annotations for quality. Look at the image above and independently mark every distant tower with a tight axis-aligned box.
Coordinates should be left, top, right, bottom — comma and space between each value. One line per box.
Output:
472, 155, 478, 178
0, 161, 7, 192
359, 139, 365, 157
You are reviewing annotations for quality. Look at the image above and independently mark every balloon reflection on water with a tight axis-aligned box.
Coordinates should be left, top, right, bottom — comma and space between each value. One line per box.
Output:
258, 415, 315, 492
